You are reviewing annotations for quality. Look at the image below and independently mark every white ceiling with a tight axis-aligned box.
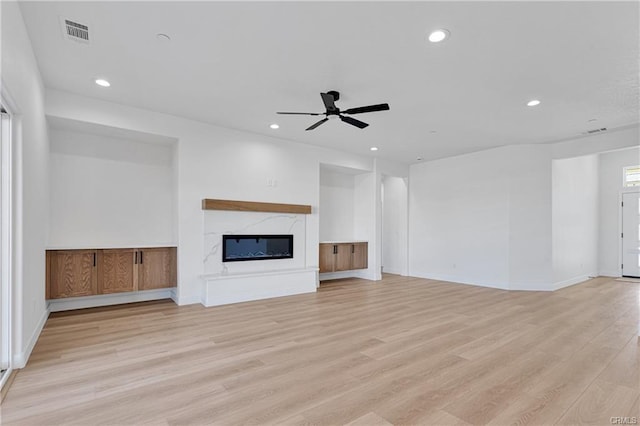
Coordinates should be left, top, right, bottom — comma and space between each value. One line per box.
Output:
19, 1, 640, 164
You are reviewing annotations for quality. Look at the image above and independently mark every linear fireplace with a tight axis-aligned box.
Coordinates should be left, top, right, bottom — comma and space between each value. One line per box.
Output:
222, 235, 294, 262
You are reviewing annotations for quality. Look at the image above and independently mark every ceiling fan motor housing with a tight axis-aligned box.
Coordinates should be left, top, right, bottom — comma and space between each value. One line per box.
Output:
327, 90, 340, 102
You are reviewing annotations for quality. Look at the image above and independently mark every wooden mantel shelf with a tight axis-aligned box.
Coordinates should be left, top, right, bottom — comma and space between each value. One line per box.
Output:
202, 199, 312, 214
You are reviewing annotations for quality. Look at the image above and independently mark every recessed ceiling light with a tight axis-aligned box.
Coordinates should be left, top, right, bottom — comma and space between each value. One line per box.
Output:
527, 99, 541, 107
428, 29, 450, 43
588, 118, 597, 122
95, 78, 110, 87
370, 147, 378, 151
269, 123, 279, 129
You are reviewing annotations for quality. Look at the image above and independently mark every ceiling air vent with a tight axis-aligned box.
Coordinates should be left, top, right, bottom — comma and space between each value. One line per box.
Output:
586, 127, 608, 134
60, 18, 90, 44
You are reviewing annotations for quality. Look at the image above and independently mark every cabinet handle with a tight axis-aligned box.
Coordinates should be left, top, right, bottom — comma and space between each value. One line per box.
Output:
140, 251, 143, 264
333, 245, 337, 254
134, 251, 138, 264
93, 252, 96, 267
352, 245, 354, 253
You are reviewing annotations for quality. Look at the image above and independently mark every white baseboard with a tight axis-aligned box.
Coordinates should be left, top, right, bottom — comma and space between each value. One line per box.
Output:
0, 367, 13, 391
599, 270, 621, 278
319, 268, 379, 282
14, 306, 49, 368
48, 289, 174, 312
410, 271, 510, 290
552, 274, 594, 291
319, 271, 364, 281
178, 294, 202, 306
381, 268, 406, 276
168, 287, 204, 306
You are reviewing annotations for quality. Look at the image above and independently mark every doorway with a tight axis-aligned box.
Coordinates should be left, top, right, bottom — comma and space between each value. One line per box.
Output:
622, 191, 640, 277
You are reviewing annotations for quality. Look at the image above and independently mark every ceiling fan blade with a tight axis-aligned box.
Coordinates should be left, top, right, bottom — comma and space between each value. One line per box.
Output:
277, 112, 323, 116
342, 103, 390, 115
340, 115, 369, 129
320, 92, 337, 112
306, 117, 329, 131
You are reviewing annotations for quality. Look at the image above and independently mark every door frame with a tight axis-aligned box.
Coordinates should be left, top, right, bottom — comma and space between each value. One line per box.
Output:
0, 88, 15, 388
619, 189, 640, 277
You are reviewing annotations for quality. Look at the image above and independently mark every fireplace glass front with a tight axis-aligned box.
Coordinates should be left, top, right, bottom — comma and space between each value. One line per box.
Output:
222, 235, 293, 262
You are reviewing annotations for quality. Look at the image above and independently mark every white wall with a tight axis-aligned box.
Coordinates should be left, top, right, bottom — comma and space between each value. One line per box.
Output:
409, 144, 553, 290
319, 169, 355, 242
506, 145, 553, 291
409, 147, 512, 289
354, 172, 379, 280
44, 89, 394, 304
382, 175, 408, 275
48, 129, 175, 248
552, 155, 599, 288
1, 2, 50, 367
599, 147, 640, 276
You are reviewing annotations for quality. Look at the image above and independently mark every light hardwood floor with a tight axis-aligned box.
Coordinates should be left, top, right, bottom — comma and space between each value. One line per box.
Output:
2, 275, 639, 425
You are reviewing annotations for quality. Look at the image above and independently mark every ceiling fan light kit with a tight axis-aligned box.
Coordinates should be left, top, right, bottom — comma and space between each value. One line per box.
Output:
277, 91, 390, 131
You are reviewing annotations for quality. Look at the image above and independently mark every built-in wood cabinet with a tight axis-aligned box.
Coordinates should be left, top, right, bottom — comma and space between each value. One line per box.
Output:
319, 242, 368, 273
48, 250, 98, 299
138, 247, 177, 290
98, 248, 137, 294
47, 247, 176, 299
351, 243, 368, 270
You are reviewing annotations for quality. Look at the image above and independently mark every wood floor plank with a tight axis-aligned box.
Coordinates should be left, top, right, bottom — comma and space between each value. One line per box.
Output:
2, 275, 638, 425
555, 380, 639, 425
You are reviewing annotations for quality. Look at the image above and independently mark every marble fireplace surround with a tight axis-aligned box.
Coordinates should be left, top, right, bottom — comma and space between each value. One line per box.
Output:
200, 199, 318, 307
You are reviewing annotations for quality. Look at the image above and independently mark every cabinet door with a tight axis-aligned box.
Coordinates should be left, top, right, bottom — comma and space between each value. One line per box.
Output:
319, 244, 336, 273
352, 243, 368, 270
138, 247, 177, 290
49, 250, 98, 299
98, 249, 136, 294
335, 243, 353, 271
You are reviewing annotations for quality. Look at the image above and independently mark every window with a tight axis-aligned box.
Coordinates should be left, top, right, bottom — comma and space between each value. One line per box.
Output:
624, 165, 640, 187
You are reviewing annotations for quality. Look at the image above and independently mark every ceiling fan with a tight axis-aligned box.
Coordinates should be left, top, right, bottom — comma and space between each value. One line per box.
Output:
277, 90, 390, 131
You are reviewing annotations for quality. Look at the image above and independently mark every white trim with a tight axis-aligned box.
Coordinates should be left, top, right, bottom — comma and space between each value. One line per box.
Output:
169, 287, 178, 304
319, 269, 371, 282
177, 294, 202, 306
201, 267, 318, 280
381, 267, 405, 276
0, 367, 13, 390
46, 243, 178, 250
409, 271, 510, 291
552, 274, 594, 291
48, 288, 175, 312
13, 306, 49, 369
599, 270, 622, 278
0, 94, 13, 374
